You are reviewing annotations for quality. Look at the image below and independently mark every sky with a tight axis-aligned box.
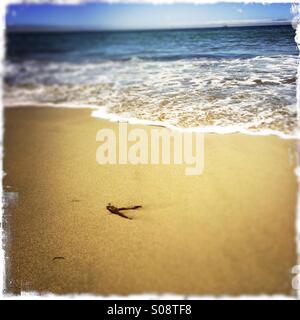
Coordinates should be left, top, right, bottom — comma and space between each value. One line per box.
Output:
6, 2, 294, 30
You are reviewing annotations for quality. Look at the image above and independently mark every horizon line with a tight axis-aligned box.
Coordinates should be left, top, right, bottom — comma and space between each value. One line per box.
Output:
6, 21, 292, 33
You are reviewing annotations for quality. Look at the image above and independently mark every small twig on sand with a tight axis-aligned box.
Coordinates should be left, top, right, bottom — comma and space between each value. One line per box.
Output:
52, 257, 65, 261
118, 205, 142, 211
106, 203, 142, 220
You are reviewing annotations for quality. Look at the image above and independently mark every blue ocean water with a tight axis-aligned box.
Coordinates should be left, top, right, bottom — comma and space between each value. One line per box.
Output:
6, 25, 298, 62
4, 25, 299, 133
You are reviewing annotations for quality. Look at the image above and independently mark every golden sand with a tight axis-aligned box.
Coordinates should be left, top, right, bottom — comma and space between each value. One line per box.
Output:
3, 107, 298, 296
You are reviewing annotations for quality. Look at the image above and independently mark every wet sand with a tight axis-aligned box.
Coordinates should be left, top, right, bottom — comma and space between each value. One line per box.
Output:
3, 107, 298, 296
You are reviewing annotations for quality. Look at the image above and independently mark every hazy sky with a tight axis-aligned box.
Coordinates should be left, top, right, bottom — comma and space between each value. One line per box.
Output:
6, 2, 294, 30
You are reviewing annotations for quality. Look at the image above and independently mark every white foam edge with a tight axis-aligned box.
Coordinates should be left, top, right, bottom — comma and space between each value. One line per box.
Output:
91, 107, 300, 140
4, 101, 299, 140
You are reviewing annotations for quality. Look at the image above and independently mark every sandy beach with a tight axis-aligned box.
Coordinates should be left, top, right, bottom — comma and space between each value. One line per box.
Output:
3, 106, 298, 296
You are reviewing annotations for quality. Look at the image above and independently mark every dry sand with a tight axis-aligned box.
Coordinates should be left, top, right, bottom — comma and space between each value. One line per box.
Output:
3, 106, 298, 296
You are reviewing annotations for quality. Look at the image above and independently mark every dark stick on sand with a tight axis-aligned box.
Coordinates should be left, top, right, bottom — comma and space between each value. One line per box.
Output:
106, 203, 142, 220
52, 257, 65, 261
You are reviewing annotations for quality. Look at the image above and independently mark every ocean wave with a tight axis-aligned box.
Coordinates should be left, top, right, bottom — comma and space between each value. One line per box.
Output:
4, 54, 298, 134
